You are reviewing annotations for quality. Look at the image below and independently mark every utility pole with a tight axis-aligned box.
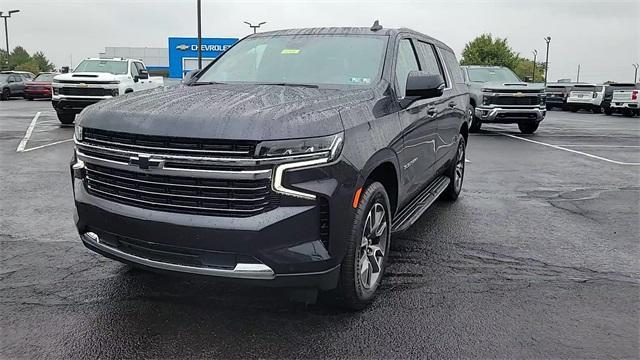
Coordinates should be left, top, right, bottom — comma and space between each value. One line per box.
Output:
0, 9, 20, 70
576, 64, 581, 82
197, 0, 202, 70
544, 36, 551, 86
532, 50, 538, 82
244, 21, 266, 34
633, 63, 639, 83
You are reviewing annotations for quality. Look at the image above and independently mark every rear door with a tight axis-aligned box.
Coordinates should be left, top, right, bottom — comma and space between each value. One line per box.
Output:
395, 37, 441, 199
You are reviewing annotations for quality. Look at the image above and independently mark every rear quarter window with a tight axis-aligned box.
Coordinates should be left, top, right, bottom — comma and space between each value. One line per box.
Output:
440, 49, 464, 85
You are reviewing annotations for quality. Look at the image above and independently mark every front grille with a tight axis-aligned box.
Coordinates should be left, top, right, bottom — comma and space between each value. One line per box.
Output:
83, 128, 257, 158
490, 96, 539, 106
85, 163, 279, 217
60, 87, 110, 96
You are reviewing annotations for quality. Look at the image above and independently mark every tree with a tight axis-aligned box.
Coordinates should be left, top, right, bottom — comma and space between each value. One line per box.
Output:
10, 46, 31, 69
31, 51, 55, 72
0, 49, 7, 70
514, 58, 546, 83
15, 59, 40, 74
460, 34, 520, 70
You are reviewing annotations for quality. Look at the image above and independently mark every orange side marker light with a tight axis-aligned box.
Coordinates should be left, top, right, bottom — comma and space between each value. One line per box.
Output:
352, 187, 363, 208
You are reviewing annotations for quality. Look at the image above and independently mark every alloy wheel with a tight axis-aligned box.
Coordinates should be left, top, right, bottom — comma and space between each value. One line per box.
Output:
454, 142, 465, 192
358, 202, 388, 290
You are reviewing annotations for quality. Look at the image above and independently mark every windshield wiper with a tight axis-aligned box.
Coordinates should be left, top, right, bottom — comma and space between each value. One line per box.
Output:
255, 82, 319, 88
192, 81, 226, 86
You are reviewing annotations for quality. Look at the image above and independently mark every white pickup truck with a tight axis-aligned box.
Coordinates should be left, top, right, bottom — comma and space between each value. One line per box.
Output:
52, 58, 164, 124
610, 88, 639, 117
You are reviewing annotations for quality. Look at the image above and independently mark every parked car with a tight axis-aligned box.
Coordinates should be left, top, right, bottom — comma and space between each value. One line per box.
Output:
52, 58, 164, 124
461, 65, 546, 134
610, 88, 639, 117
566, 84, 605, 113
545, 83, 578, 110
24, 72, 59, 100
1, 70, 35, 80
70, 25, 470, 309
0, 72, 26, 100
602, 83, 639, 115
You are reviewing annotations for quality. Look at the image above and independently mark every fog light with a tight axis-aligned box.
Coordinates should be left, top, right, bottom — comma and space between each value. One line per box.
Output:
72, 159, 85, 179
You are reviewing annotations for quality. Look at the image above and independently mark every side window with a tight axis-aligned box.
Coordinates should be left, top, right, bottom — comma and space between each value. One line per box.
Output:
415, 41, 447, 86
130, 63, 139, 77
135, 62, 146, 73
8, 75, 16, 82
441, 49, 465, 84
395, 39, 420, 97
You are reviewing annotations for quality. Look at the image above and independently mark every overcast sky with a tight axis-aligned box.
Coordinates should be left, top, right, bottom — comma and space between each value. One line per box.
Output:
3, 0, 639, 83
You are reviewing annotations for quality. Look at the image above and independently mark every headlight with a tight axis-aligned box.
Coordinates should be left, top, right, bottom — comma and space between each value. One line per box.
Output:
257, 133, 343, 161
482, 95, 491, 106
261, 133, 344, 200
52, 78, 60, 83
74, 125, 83, 141
481, 88, 493, 92
106, 81, 120, 84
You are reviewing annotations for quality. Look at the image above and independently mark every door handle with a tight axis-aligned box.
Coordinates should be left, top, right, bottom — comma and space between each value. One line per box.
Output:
427, 107, 438, 117
448, 101, 456, 108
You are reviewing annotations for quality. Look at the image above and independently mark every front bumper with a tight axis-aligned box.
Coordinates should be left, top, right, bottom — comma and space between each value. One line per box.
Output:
475, 106, 546, 123
25, 88, 52, 97
610, 102, 639, 109
52, 96, 110, 113
72, 154, 358, 289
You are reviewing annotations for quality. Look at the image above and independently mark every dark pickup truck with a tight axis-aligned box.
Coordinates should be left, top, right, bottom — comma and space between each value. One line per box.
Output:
70, 25, 470, 309
462, 65, 546, 134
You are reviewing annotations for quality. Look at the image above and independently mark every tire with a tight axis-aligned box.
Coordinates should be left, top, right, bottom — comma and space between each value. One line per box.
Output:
518, 122, 539, 134
443, 136, 466, 201
25, 96, 33, 101
57, 112, 76, 124
622, 109, 634, 118
1, 88, 10, 100
592, 107, 602, 114
569, 106, 578, 113
469, 105, 482, 133
603, 107, 612, 115
335, 181, 391, 310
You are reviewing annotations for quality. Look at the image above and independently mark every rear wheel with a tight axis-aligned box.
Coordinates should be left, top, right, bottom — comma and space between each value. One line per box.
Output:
25, 96, 33, 101
622, 109, 634, 117
443, 136, 466, 201
469, 105, 482, 133
603, 107, 612, 115
57, 112, 76, 124
336, 182, 391, 310
518, 122, 539, 134
592, 107, 602, 114
569, 106, 578, 113
1, 88, 10, 100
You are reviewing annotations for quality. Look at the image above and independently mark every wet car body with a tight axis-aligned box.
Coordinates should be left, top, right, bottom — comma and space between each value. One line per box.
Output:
70, 27, 470, 304
24, 72, 58, 100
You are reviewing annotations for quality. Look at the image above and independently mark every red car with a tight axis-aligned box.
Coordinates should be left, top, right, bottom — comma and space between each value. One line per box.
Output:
24, 72, 58, 100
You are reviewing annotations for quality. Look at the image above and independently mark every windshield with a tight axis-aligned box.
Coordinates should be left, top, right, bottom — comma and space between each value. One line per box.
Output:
467, 67, 521, 83
34, 73, 56, 82
196, 35, 387, 87
74, 60, 128, 75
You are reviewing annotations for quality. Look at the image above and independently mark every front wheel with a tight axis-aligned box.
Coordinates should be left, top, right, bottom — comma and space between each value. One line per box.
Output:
336, 182, 391, 310
518, 122, 539, 134
1, 88, 10, 100
443, 136, 466, 201
57, 112, 76, 124
603, 107, 612, 115
592, 107, 602, 114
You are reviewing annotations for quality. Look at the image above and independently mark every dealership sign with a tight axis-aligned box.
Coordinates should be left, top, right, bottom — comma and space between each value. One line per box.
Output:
168, 37, 238, 78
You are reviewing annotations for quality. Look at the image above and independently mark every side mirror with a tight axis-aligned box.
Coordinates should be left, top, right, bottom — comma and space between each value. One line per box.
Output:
405, 71, 445, 99
182, 69, 200, 83
138, 69, 149, 80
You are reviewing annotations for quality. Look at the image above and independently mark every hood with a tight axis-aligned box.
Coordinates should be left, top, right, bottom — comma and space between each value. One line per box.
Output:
471, 81, 545, 92
54, 72, 121, 82
79, 83, 375, 140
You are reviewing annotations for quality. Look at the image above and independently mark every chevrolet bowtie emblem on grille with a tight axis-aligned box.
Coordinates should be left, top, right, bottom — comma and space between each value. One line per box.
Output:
514, 92, 524, 97
129, 154, 162, 170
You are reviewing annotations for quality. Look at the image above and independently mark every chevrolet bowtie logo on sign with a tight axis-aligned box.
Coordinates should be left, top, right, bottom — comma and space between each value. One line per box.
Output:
175, 44, 190, 51
129, 154, 163, 170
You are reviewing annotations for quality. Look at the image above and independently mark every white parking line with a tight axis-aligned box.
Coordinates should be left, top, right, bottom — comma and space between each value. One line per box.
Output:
498, 132, 640, 166
16, 112, 41, 152
553, 144, 640, 148
21, 138, 73, 153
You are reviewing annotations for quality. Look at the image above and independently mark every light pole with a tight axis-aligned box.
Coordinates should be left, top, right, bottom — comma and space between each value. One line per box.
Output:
544, 36, 551, 86
244, 21, 266, 34
0, 9, 20, 70
532, 50, 537, 82
633, 63, 639, 83
196, 0, 202, 70
576, 64, 581, 82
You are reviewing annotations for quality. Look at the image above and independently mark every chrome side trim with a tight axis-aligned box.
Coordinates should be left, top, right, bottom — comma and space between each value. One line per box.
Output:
272, 158, 329, 200
76, 150, 272, 180
81, 232, 275, 280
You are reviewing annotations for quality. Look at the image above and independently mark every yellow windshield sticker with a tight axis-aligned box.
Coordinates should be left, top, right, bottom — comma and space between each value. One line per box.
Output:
281, 49, 301, 55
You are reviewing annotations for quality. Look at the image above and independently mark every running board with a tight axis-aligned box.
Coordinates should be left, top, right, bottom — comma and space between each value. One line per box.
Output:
391, 176, 449, 233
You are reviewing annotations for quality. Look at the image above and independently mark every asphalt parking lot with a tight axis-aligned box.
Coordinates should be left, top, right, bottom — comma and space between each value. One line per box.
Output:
1, 99, 638, 358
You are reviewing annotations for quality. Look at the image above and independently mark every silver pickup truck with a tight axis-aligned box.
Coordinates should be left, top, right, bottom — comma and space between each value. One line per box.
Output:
461, 65, 546, 134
